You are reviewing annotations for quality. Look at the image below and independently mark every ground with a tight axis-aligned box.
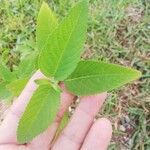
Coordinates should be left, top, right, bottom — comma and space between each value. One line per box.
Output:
0, 0, 150, 149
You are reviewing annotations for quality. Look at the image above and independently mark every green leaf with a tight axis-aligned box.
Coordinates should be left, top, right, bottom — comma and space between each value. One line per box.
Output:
65, 61, 142, 96
17, 84, 60, 144
0, 63, 16, 82
6, 78, 29, 97
36, 2, 58, 51
39, 0, 88, 81
34, 78, 51, 85
53, 112, 69, 142
16, 53, 38, 79
0, 82, 12, 101
56, 112, 69, 135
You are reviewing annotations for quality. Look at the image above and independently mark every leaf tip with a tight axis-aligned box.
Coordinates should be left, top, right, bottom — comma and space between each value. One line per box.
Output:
39, 2, 52, 16
41, 1, 49, 8
134, 69, 142, 79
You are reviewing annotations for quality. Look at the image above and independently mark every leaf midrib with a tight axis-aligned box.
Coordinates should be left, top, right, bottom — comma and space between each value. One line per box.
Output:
66, 73, 135, 82
22, 88, 50, 141
53, 7, 83, 77
39, 9, 58, 52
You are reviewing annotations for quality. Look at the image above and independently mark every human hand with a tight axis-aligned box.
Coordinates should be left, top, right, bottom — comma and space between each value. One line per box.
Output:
0, 71, 112, 150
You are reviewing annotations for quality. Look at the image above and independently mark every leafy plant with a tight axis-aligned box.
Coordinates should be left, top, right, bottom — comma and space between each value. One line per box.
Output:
5, 1, 140, 143
18, 84, 60, 142
0, 52, 38, 101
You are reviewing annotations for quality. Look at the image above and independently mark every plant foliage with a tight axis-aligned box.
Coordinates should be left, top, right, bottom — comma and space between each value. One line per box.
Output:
39, 0, 88, 80
65, 61, 141, 96
17, 84, 60, 143
3, 0, 140, 143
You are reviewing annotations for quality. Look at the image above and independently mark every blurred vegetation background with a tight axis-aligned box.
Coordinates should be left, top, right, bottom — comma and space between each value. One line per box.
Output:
0, 0, 150, 149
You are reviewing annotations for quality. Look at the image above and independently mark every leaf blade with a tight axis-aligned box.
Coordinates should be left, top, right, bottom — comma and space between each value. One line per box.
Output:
0, 63, 16, 82
0, 82, 12, 101
39, 0, 88, 80
17, 84, 60, 143
36, 2, 58, 51
6, 78, 29, 97
54, 112, 69, 141
64, 61, 141, 96
16, 53, 38, 79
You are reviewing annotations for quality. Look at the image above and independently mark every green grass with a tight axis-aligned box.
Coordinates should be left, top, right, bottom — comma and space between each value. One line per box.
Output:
0, 0, 150, 149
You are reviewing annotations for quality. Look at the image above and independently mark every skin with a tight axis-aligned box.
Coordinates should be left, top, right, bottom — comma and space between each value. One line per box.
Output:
0, 71, 112, 150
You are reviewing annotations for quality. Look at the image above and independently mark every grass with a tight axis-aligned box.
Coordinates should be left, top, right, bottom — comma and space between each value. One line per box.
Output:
0, 0, 150, 149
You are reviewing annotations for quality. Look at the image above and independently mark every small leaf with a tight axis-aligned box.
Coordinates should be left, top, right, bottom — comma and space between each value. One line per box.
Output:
6, 78, 29, 97
36, 2, 58, 51
53, 112, 69, 142
0, 63, 16, 82
39, 0, 88, 80
55, 112, 69, 137
16, 53, 38, 79
0, 82, 12, 101
17, 84, 60, 143
65, 61, 142, 96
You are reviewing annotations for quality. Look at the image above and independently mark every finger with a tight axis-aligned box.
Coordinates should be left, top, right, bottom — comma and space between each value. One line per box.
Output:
0, 70, 45, 143
29, 84, 75, 149
81, 118, 112, 150
52, 93, 107, 150
0, 145, 27, 150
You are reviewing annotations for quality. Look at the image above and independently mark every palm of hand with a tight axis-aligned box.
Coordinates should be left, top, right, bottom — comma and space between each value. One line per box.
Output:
0, 71, 112, 150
